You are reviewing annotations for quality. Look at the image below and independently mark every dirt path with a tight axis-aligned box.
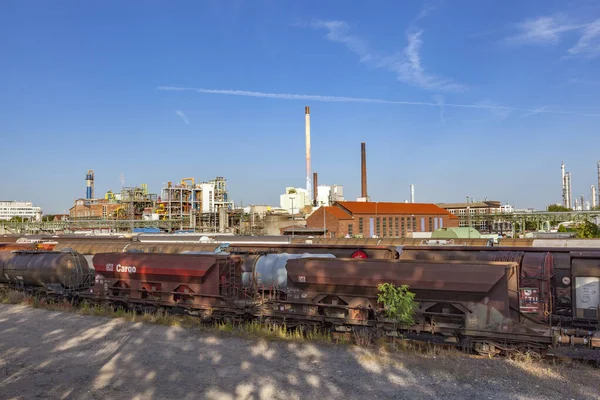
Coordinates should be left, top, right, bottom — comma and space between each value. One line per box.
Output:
0, 304, 598, 400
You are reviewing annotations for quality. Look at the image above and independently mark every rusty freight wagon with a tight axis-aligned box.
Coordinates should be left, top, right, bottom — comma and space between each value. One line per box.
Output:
90, 252, 245, 319
269, 258, 558, 354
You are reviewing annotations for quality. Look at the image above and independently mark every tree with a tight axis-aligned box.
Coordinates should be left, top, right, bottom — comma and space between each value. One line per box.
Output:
377, 283, 417, 325
547, 204, 571, 212
557, 224, 568, 233
576, 220, 600, 238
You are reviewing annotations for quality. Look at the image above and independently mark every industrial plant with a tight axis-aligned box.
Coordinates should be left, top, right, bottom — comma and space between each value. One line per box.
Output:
3, 105, 600, 240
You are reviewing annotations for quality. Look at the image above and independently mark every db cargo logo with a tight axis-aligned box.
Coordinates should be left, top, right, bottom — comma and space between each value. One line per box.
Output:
117, 264, 137, 273
105, 263, 137, 273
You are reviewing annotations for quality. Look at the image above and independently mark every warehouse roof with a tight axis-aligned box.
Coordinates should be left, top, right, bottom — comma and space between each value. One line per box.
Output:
324, 206, 353, 220
431, 227, 481, 239
335, 201, 456, 217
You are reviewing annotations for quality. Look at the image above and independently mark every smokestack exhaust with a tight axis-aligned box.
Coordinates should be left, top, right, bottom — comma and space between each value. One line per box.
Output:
361, 142, 367, 199
305, 106, 312, 202
313, 172, 318, 206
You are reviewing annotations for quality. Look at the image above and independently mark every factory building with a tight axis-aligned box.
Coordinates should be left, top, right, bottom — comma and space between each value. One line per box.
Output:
0, 201, 42, 221
306, 201, 458, 238
280, 187, 312, 214
69, 199, 121, 220
437, 200, 512, 233
160, 177, 234, 231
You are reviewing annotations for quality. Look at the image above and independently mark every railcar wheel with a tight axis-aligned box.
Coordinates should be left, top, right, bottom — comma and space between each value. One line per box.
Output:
473, 342, 501, 357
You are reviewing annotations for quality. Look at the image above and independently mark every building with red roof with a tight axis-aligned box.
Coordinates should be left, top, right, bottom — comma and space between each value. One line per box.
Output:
306, 201, 459, 238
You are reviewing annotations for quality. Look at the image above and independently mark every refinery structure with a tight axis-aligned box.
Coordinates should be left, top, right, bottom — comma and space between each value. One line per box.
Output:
66, 170, 236, 232
560, 161, 600, 211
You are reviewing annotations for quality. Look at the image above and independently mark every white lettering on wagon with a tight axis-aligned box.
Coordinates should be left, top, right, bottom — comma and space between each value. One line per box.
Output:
116, 264, 137, 274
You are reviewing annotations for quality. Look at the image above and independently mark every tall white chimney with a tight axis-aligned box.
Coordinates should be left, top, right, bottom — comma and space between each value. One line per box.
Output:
597, 161, 600, 207
565, 172, 572, 209
305, 106, 311, 202
410, 184, 415, 203
592, 185, 597, 209
561, 162, 566, 207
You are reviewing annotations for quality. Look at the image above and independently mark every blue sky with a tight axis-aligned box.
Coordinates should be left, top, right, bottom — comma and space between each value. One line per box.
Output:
2, 0, 600, 213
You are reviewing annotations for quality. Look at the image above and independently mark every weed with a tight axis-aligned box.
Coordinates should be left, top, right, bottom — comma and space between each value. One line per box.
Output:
5, 290, 25, 304
352, 327, 374, 347
217, 320, 234, 333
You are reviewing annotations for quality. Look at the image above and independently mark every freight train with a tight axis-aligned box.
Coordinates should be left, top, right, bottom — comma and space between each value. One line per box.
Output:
0, 248, 599, 358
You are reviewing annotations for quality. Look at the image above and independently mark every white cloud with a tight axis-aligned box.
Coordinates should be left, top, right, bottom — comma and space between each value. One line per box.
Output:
397, 30, 466, 92
310, 20, 374, 63
568, 19, 600, 57
506, 15, 600, 58
508, 15, 581, 44
309, 6, 465, 92
157, 86, 600, 118
175, 110, 189, 124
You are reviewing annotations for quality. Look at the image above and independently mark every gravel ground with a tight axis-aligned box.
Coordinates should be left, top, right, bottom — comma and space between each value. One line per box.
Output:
0, 304, 598, 400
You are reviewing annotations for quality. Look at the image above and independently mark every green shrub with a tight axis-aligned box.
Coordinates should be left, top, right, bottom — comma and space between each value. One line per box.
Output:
377, 283, 417, 325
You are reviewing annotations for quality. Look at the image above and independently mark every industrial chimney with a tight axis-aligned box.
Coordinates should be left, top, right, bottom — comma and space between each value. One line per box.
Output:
86, 170, 94, 199
597, 161, 600, 207
410, 184, 415, 203
592, 185, 597, 209
305, 106, 312, 202
565, 172, 572, 209
358, 142, 369, 201
561, 162, 566, 207
313, 172, 318, 207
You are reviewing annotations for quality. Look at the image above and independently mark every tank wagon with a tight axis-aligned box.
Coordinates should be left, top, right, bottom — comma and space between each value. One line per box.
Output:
0, 250, 93, 294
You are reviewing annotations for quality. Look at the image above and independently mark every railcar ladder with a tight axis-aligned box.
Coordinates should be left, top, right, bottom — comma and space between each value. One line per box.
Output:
220, 259, 240, 300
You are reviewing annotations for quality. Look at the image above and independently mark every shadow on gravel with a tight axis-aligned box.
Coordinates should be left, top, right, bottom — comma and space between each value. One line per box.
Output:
0, 304, 598, 400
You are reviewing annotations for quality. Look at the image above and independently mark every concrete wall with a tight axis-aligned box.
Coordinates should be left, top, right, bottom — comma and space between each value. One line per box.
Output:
263, 214, 305, 236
